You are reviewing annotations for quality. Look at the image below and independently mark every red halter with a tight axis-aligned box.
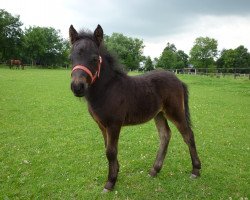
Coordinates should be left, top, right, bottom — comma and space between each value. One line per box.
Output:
71, 56, 102, 84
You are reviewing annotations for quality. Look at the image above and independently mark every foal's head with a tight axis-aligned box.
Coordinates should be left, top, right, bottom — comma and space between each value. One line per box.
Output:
69, 25, 103, 97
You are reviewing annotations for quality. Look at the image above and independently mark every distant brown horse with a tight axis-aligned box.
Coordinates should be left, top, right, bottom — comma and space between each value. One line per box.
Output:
69, 25, 201, 192
10, 59, 24, 69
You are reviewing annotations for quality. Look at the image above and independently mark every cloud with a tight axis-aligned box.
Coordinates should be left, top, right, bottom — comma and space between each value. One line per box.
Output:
1, 0, 250, 58
144, 15, 250, 58
85, 0, 250, 38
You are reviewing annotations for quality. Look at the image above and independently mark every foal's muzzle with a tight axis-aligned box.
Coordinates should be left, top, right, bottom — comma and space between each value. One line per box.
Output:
71, 81, 87, 97
71, 74, 88, 97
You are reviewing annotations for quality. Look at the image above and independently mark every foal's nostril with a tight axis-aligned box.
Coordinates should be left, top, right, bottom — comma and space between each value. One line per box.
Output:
71, 81, 86, 97
76, 83, 84, 91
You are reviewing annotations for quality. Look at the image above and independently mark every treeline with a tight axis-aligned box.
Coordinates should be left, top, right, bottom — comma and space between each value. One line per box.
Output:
154, 37, 250, 73
0, 9, 69, 67
106, 33, 250, 72
1, 9, 250, 71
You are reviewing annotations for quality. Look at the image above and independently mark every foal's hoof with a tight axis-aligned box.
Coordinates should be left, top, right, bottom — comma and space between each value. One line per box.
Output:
102, 188, 111, 193
190, 174, 198, 179
190, 168, 200, 179
149, 169, 157, 177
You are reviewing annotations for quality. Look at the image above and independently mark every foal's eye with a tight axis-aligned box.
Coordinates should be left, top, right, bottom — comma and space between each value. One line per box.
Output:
79, 48, 84, 54
92, 55, 99, 62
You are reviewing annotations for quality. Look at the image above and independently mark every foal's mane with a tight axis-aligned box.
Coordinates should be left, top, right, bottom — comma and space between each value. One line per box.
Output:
78, 29, 126, 75
78, 29, 94, 41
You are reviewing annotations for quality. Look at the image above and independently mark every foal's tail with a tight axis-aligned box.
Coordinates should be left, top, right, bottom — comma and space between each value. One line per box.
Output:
182, 83, 192, 128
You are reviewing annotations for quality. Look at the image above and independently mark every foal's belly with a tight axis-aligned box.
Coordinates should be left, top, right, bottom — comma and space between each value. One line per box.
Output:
123, 99, 162, 125
123, 111, 160, 125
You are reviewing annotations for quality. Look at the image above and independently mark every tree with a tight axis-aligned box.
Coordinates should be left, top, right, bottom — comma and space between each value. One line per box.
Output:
176, 50, 189, 68
105, 33, 144, 70
156, 43, 188, 69
58, 39, 71, 68
144, 56, 154, 71
217, 49, 236, 70
0, 9, 23, 61
23, 26, 69, 66
216, 46, 250, 72
234, 45, 250, 69
164, 42, 177, 52
189, 37, 218, 69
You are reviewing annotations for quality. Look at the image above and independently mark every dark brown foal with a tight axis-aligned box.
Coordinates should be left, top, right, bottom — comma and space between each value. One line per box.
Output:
69, 24, 201, 192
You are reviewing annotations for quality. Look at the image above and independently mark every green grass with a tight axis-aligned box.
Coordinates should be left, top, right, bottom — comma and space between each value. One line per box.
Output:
0, 67, 249, 199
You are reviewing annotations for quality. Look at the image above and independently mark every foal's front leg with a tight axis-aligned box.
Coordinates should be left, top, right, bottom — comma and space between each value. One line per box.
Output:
103, 125, 121, 192
97, 123, 107, 148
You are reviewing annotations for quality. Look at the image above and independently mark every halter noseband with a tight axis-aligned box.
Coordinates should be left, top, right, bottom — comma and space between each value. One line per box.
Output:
71, 56, 102, 84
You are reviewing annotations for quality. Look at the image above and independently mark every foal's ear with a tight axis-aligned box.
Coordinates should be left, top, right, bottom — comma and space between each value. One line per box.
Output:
69, 25, 79, 44
94, 24, 103, 46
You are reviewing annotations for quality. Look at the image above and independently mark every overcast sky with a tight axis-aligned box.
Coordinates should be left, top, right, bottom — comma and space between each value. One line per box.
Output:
1, 0, 250, 58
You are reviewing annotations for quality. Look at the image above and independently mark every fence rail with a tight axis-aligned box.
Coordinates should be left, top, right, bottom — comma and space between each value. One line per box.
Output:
173, 68, 250, 79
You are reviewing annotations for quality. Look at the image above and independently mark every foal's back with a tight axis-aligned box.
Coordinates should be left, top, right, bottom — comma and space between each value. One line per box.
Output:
121, 69, 184, 125
127, 69, 184, 103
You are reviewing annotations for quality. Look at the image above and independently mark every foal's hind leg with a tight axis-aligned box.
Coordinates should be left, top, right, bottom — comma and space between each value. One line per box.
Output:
149, 112, 171, 177
176, 121, 201, 178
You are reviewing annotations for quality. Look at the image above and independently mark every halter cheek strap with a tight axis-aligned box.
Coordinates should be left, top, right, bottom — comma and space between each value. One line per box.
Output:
71, 56, 102, 84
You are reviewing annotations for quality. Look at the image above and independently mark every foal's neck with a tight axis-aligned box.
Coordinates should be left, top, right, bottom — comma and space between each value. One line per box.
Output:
86, 54, 127, 102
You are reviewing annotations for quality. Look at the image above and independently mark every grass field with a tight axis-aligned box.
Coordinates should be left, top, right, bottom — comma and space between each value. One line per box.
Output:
0, 67, 249, 199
